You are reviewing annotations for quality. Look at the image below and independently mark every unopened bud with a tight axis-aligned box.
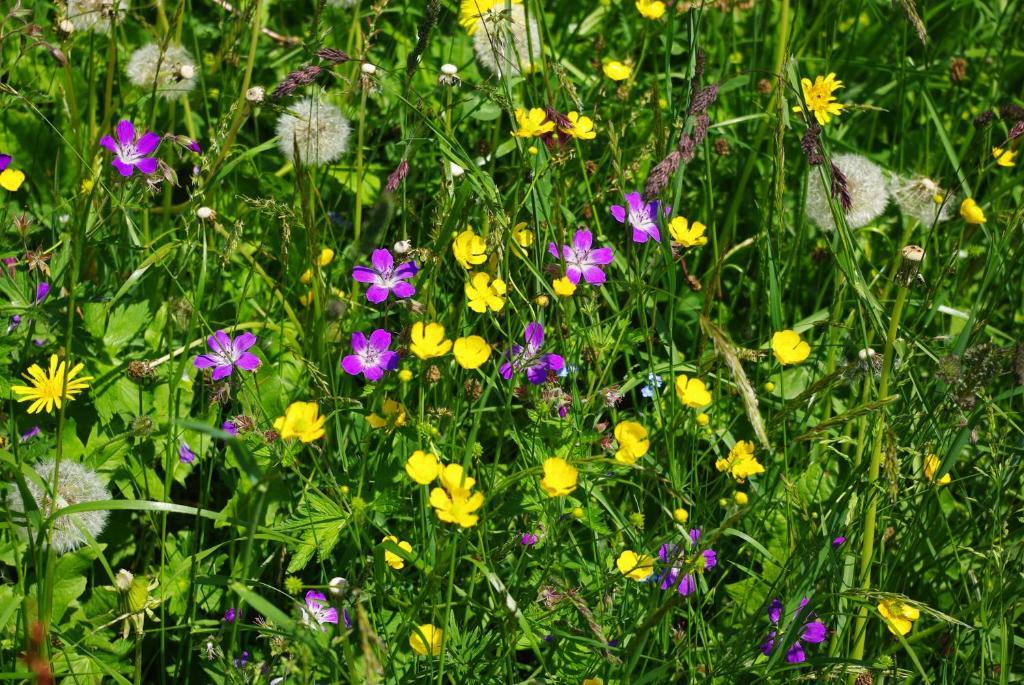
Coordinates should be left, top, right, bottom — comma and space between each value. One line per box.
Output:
328, 576, 348, 597
196, 206, 215, 221
57, 18, 75, 38
361, 62, 377, 75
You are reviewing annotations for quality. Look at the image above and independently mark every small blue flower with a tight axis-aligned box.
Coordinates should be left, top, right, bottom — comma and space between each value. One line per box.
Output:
641, 372, 663, 398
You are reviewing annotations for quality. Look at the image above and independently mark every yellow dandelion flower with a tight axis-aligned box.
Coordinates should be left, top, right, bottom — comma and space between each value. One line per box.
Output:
11, 355, 93, 414
793, 73, 845, 126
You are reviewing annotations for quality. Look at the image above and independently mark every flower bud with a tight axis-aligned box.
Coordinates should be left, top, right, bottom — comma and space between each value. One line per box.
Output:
115, 569, 134, 591
245, 86, 265, 104
196, 206, 215, 221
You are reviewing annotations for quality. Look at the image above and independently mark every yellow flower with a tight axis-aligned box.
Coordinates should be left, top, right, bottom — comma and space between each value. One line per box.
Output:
367, 398, 407, 430
992, 147, 1016, 167
452, 227, 488, 269
465, 272, 507, 313
409, 623, 443, 656
635, 0, 666, 19
382, 535, 412, 569
0, 168, 26, 192
439, 463, 476, 497
673, 507, 689, 524
410, 322, 453, 360
560, 112, 597, 140
405, 450, 442, 485
299, 268, 313, 284
771, 330, 811, 365
273, 401, 326, 443
552, 276, 577, 297
696, 412, 710, 426
877, 598, 920, 636
613, 421, 649, 465
430, 487, 484, 528
512, 108, 555, 138
715, 440, 765, 482
459, 0, 520, 33
603, 60, 632, 81
512, 224, 535, 249
923, 454, 951, 486
583, 679, 603, 685
318, 248, 335, 266
959, 197, 986, 224
675, 375, 712, 408
540, 457, 578, 497
11, 355, 93, 414
668, 217, 708, 248
793, 73, 845, 126
453, 336, 492, 369
616, 550, 654, 581
398, 368, 413, 382
734, 491, 749, 506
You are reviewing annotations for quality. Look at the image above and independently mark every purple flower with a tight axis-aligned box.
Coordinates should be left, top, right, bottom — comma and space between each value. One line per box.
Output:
342, 329, 399, 381
342, 607, 352, 629
500, 323, 565, 385
351, 248, 418, 304
547, 230, 614, 285
832, 536, 846, 548
610, 191, 661, 243
179, 442, 197, 464
223, 608, 236, 623
222, 420, 238, 437
657, 528, 717, 597
300, 590, 339, 631
7, 315, 21, 334
761, 598, 828, 664
35, 282, 50, 304
193, 330, 261, 381
233, 651, 249, 668
20, 426, 41, 442
100, 120, 161, 177
0, 154, 9, 171
2, 257, 16, 277
520, 532, 538, 546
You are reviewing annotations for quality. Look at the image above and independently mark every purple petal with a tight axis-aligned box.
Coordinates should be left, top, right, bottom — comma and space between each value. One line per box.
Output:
543, 354, 565, 373
378, 350, 399, 371
115, 120, 136, 146
393, 262, 419, 279
365, 285, 390, 303
547, 242, 561, 259
233, 331, 258, 352
688, 529, 701, 543
193, 354, 217, 369
99, 136, 117, 153
658, 543, 674, 563
235, 353, 261, 371
211, 364, 234, 381
580, 265, 605, 284
320, 607, 339, 625
659, 568, 678, 590
0, 154, 10, 172
761, 631, 776, 656
350, 331, 368, 353
391, 281, 415, 299
677, 574, 696, 596
111, 159, 135, 177
565, 266, 583, 284
368, 329, 392, 351
609, 204, 626, 223
499, 362, 513, 380
525, 364, 549, 384
645, 200, 660, 219
135, 157, 159, 175
209, 331, 232, 352
523, 322, 544, 348
134, 131, 161, 155
702, 549, 717, 569
351, 266, 377, 283
305, 590, 326, 604
647, 225, 661, 242
785, 641, 806, 664
768, 599, 783, 624
624, 192, 644, 212
370, 248, 394, 272
572, 230, 593, 251
631, 227, 650, 243
341, 355, 364, 376
801, 621, 828, 644
35, 282, 50, 303
590, 247, 614, 265
363, 364, 384, 382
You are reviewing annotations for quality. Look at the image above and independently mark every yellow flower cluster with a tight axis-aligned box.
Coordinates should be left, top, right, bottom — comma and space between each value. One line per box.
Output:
715, 440, 765, 482
408, 457, 485, 528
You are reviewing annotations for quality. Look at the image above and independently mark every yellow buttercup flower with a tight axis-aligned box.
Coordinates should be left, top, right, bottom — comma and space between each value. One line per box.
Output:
715, 440, 764, 482
673, 507, 689, 524
668, 217, 708, 248
734, 491, 749, 506
603, 60, 632, 81
923, 454, 951, 486
877, 598, 920, 636
512, 223, 534, 249
771, 330, 811, 365
613, 421, 650, 465
439, 463, 476, 497
552, 276, 577, 297
675, 375, 712, 408
409, 623, 443, 656
367, 398, 407, 430
992, 147, 1016, 167
429, 487, 484, 527
512, 108, 555, 138
453, 336, 492, 369
410, 322, 453, 360
0, 168, 26, 192
382, 535, 412, 569
540, 457, 578, 497
11, 354, 93, 414
318, 248, 335, 266
959, 198, 986, 224
465, 272, 507, 313
273, 401, 326, 443
616, 550, 654, 581
459, 0, 520, 33
405, 450, 442, 485
793, 73, 845, 126
560, 112, 597, 140
453, 227, 488, 269
635, 0, 666, 19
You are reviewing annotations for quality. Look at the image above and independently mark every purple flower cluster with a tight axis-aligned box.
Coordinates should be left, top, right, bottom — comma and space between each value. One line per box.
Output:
547, 229, 614, 285
500, 323, 564, 385
610, 192, 660, 243
657, 528, 717, 596
761, 598, 828, 663
351, 248, 418, 304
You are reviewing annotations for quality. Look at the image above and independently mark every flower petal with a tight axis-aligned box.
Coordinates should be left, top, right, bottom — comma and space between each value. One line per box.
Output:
115, 119, 137, 146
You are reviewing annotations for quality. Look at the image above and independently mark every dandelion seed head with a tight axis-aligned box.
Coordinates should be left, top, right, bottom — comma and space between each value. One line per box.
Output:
65, 0, 128, 33
472, 4, 541, 78
7, 460, 110, 554
275, 97, 351, 166
890, 175, 954, 227
805, 153, 889, 231
125, 44, 198, 100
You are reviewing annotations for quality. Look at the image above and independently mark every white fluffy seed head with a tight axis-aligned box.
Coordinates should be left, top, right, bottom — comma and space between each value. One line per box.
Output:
125, 44, 198, 100
805, 153, 890, 231
115, 568, 135, 591
7, 460, 110, 554
472, 4, 541, 78
275, 97, 351, 166
66, 0, 128, 33
890, 175, 954, 227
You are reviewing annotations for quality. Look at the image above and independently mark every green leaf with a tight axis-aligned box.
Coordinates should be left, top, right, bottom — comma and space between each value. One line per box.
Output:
279, 492, 348, 573
103, 302, 151, 356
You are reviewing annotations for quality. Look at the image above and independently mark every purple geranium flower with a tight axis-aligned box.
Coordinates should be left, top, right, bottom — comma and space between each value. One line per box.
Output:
179, 441, 197, 464
657, 528, 717, 596
221, 420, 238, 437
351, 248, 418, 304
223, 607, 236, 623
300, 590, 339, 632
193, 330, 261, 381
547, 229, 614, 285
100, 120, 161, 177
342, 329, 399, 381
761, 598, 828, 663
500, 322, 565, 385
520, 532, 538, 546
34, 282, 50, 304
610, 191, 661, 243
